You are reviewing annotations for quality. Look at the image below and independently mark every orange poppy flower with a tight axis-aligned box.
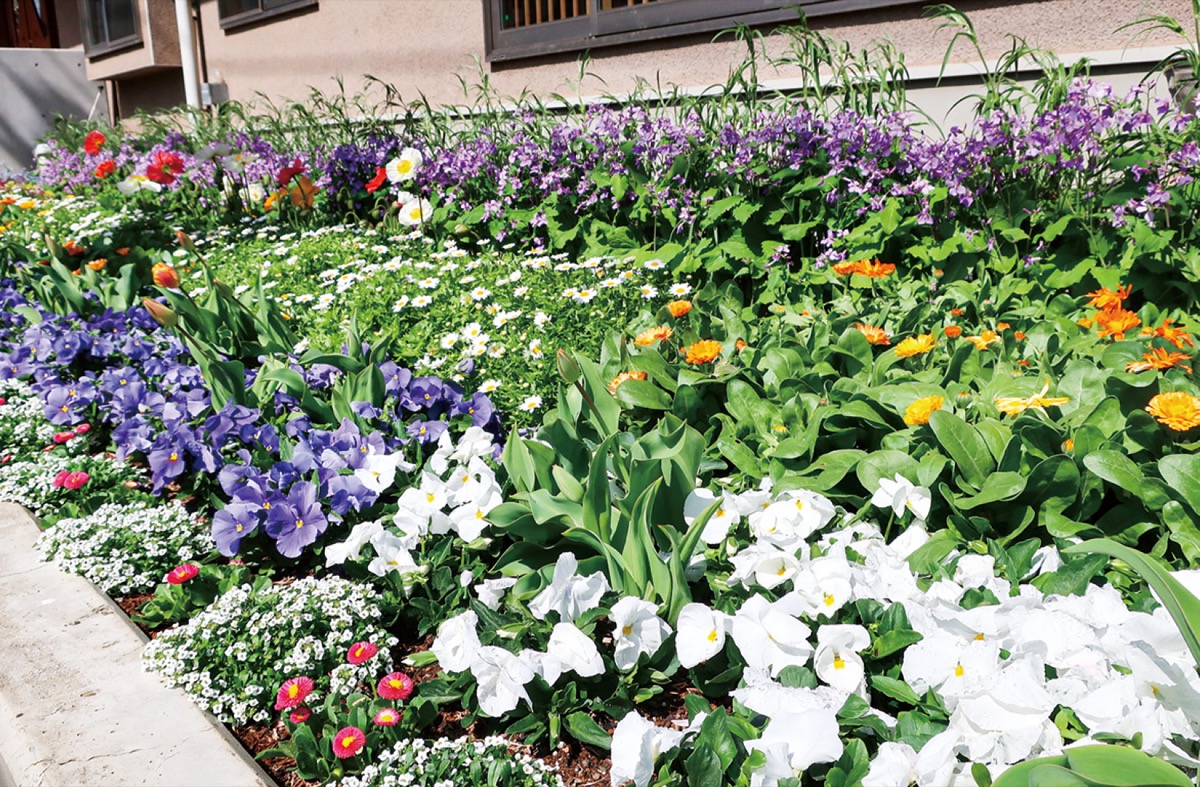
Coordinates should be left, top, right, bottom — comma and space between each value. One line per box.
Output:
832, 260, 859, 276
735, 339, 748, 352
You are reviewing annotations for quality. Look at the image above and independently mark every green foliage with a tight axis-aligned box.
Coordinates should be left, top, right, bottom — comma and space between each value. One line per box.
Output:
991, 745, 1191, 787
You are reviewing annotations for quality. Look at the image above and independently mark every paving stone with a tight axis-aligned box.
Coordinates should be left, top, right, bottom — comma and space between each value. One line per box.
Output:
0, 503, 272, 787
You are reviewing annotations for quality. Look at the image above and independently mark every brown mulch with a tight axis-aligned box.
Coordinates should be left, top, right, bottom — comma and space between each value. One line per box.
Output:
543, 740, 612, 787
114, 593, 158, 638
232, 722, 314, 787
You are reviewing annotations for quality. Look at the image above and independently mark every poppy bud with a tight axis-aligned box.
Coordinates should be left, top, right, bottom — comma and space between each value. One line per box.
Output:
152, 262, 181, 289
143, 298, 177, 327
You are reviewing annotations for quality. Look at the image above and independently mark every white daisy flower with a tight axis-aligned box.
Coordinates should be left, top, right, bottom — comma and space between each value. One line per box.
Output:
418, 277, 440, 289
470, 287, 491, 301
520, 395, 543, 412
412, 295, 433, 307
479, 379, 501, 392
669, 282, 692, 297
640, 285, 658, 299
644, 259, 665, 270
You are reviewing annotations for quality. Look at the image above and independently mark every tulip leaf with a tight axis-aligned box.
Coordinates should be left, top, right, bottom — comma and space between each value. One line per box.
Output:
1065, 539, 1200, 666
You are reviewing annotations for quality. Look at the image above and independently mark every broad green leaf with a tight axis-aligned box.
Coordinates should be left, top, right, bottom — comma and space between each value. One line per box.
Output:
564, 712, 612, 750
1160, 454, 1200, 517
929, 410, 994, 490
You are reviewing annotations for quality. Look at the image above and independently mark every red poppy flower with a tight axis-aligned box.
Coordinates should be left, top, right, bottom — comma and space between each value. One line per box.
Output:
364, 166, 387, 194
84, 130, 106, 156
94, 160, 116, 179
276, 157, 306, 186
331, 726, 366, 759
145, 151, 184, 185
376, 672, 414, 701
166, 563, 200, 584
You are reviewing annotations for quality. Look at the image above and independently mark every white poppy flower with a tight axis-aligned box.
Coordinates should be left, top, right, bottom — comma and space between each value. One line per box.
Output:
610, 596, 671, 671
471, 645, 535, 717
730, 595, 813, 677
676, 603, 729, 668
386, 147, 423, 182
870, 473, 932, 520
813, 624, 870, 693
431, 610, 482, 673
398, 196, 433, 227
609, 712, 683, 787
528, 552, 610, 622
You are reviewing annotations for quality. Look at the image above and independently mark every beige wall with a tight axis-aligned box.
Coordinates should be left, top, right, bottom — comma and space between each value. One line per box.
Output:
193, 0, 1196, 112
83, 0, 180, 82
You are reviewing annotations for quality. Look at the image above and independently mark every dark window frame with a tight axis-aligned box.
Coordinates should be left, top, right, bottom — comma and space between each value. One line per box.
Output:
484, 0, 928, 63
79, 0, 142, 58
219, 0, 317, 32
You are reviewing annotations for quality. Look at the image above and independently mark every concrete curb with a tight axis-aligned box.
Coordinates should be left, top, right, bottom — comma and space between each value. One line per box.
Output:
0, 503, 273, 787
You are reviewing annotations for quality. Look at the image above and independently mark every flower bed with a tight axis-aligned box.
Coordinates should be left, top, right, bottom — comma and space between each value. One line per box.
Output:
7, 29, 1200, 785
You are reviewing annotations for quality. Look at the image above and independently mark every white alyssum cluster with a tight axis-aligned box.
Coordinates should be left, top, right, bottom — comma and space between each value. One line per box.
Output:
143, 576, 397, 724
35, 501, 213, 594
335, 735, 562, 787
0, 453, 72, 512
0, 383, 67, 454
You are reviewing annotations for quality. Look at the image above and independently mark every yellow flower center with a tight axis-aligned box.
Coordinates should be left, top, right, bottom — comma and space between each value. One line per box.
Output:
706, 629, 718, 643
169, 452, 178, 461
295, 518, 304, 529
288, 685, 299, 698
397, 160, 412, 173
824, 593, 835, 607
341, 735, 357, 749
954, 663, 965, 677
622, 625, 633, 636
833, 654, 845, 670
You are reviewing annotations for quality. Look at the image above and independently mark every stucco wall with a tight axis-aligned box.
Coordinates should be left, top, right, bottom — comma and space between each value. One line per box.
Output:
193, 0, 1195, 111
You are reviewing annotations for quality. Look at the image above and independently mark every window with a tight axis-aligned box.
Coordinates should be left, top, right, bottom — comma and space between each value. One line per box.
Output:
80, 0, 139, 56
484, 0, 927, 62
218, 0, 317, 30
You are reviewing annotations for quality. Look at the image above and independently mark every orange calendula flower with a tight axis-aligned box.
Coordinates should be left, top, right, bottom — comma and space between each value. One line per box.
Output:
666, 300, 692, 318
944, 325, 963, 339
1062, 438, 1075, 452
735, 339, 748, 352
1142, 318, 1194, 350
1126, 347, 1193, 374
1146, 391, 1200, 431
1095, 309, 1142, 341
951, 307, 965, 317
1077, 317, 1094, 329
904, 395, 944, 426
684, 340, 723, 365
1086, 284, 1132, 311
1014, 331, 1027, 341
854, 323, 891, 346
85, 258, 107, 272
994, 381, 1070, 417
634, 326, 672, 346
996, 322, 1011, 331
856, 260, 896, 279
895, 334, 937, 358
607, 371, 647, 394
832, 260, 859, 276
965, 329, 1000, 351
115, 247, 130, 256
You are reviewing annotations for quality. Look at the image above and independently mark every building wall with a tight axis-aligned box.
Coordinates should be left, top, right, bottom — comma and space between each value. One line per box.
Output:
0, 48, 103, 170
192, 0, 1195, 115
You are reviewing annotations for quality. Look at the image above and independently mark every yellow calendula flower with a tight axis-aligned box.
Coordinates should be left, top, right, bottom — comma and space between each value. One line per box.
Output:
965, 329, 1000, 351
684, 340, 723, 365
994, 381, 1070, 417
895, 334, 937, 358
904, 395, 944, 426
1146, 391, 1200, 431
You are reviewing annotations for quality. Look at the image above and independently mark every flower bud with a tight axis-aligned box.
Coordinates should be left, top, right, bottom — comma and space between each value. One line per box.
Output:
152, 261, 181, 289
175, 230, 195, 252
213, 279, 235, 299
556, 349, 581, 385
143, 298, 177, 327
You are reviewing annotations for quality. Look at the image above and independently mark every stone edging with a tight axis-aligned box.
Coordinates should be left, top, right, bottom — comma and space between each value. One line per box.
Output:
0, 503, 272, 787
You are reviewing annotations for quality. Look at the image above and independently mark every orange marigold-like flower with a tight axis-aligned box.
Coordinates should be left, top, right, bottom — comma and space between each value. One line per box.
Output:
1095, 308, 1142, 340
904, 395, 944, 426
735, 339, 748, 352
685, 340, 723, 365
666, 300, 692, 318
944, 325, 963, 338
856, 260, 896, 279
965, 329, 1000, 351
996, 322, 1011, 331
634, 326, 673, 346
951, 307, 965, 317
607, 371, 647, 394
855, 323, 891, 346
1078, 317, 1094, 329
832, 260, 859, 276
1014, 331, 1027, 341
1146, 391, 1200, 431
1126, 347, 1193, 374
895, 334, 937, 358
1086, 284, 1132, 311
115, 247, 130, 256
85, 258, 107, 272
1142, 318, 1195, 350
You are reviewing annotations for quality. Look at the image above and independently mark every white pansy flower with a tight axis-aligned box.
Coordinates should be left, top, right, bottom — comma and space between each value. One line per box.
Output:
431, 610, 481, 673
871, 473, 932, 520
474, 577, 517, 611
609, 712, 682, 787
813, 623, 870, 693
729, 595, 813, 677
683, 488, 741, 545
353, 449, 415, 495
528, 552, 609, 622
676, 603, 729, 668
324, 520, 384, 567
745, 709, 843, 784
470, 645, 535, 717
610, 596, 671, 671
